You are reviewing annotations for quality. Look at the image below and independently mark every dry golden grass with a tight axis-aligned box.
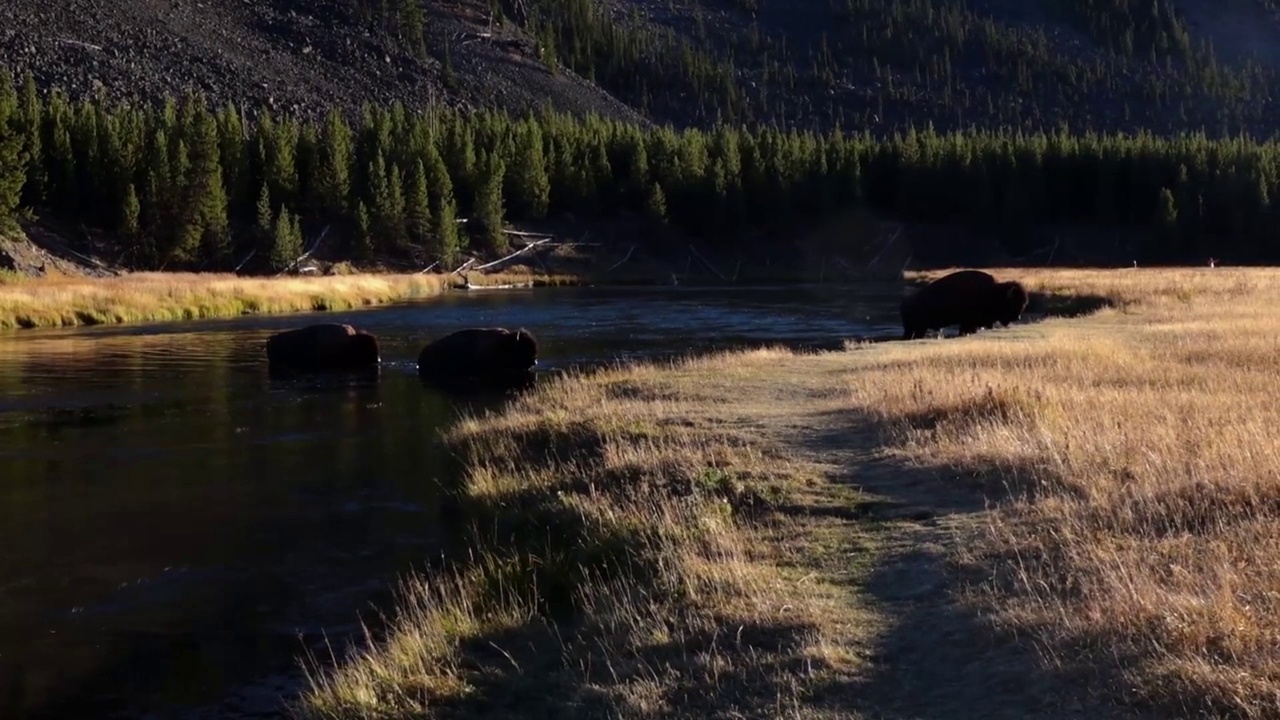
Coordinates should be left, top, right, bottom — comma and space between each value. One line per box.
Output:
853, 266, 1280, 717
297, 265, 1280, 719
0, 270, 578, 329
295, 355, 873, 720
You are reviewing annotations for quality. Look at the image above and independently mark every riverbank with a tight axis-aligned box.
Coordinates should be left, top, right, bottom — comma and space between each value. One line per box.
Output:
295, 266, 1280, 719
0, 270, 580, 330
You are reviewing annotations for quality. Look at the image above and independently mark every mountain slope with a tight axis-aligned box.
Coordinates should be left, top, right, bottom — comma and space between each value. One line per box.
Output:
0, 0, 647, 124
5, 0, 1280, 136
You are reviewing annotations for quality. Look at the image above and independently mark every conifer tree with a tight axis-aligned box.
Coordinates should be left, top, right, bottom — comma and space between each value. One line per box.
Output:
380, 162, 407, 252
431, 189, 462, 266
1147, 186, 1179, 261
424, 143, 462, 265
507, 122, 550, 220
406, 158, 431, 250
119, 183, 141, 243
470, 150, 506, 252
315, 109, 353, 219
18, 71, 42, 209
270, 205, 303, 272
216, 104, 249, 211
185, 107, 230, 263
255, 182, 274, 251
0, 71, 24, 228
169, 139, 204, 264
353, 200, 373, 258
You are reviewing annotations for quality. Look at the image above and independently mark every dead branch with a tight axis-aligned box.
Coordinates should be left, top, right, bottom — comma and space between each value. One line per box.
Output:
688, 244, 726, 280
472, 238, 552, 271
504, 229, 557, 239
58, 38, 102, 51
451, 257, 477, 276
417, 261, 440, 275
233, 248, 258, 273
276, 224, 331, 276
864, 226, 903, 269
605, 245, 636, 272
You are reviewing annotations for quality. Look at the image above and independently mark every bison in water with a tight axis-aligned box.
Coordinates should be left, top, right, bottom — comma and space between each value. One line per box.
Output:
265, 323, 381, 373
900, 270, 1029, 340
416, 327, 538, 392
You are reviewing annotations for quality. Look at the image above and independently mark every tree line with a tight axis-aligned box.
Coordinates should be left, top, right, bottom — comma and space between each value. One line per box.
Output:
2, 70, 1280, 271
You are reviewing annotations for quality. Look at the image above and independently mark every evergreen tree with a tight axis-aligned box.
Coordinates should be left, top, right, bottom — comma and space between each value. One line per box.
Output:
470, 150, 506, 252
431, 189, 462, 266
353, 200, 373, 258
507, 122, 550, 220
255, 182, 274, 251
1146, 186, 1179, 262
169, 139, 204, 264
119, 182, 141, 242
644, 181, 667, 225
406, 158, 431, 250
270, 205, 303, 272
185, 106, 230, 263
0, 71, 24, 228
18, 71, 43, 209
424, 143, 462, 264
315, 109, 353, 219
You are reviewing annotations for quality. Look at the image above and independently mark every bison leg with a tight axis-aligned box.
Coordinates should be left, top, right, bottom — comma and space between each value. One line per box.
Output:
958, 324, 978, 336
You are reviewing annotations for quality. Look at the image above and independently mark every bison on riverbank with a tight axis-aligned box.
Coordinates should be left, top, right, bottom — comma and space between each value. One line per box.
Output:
416, 327, 539, 392
900, 270, 1029, 340
265, 323, 381, 373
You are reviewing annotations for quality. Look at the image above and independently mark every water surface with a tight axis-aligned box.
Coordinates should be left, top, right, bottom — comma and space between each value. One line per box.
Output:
0, 282, 904, 719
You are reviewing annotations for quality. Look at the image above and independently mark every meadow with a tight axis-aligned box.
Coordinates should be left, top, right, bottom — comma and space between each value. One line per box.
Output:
0, 270, 577, 330
293, 266, 1280, 719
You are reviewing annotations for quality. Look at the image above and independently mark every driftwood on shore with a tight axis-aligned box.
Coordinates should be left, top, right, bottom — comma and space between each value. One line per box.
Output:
472, 238, 552, 271
276, 224, 331, 277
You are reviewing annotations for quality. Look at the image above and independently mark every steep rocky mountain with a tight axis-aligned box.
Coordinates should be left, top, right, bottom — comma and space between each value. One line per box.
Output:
4, 0, 1280, 135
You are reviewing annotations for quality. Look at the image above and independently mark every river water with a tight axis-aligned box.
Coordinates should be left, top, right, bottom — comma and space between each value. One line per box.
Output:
0, 282, 905, 719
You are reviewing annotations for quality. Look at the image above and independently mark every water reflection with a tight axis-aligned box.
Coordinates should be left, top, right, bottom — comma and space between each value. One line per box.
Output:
0, 283, 904, 718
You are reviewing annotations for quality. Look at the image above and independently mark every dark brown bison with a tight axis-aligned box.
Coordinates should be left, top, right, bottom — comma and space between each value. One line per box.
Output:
900, 270, 1029, 340
416, 327, 538, 392
265, 323, 381, 372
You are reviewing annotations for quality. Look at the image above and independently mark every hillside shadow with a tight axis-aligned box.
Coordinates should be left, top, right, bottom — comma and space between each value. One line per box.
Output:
771, 406, 1156, 720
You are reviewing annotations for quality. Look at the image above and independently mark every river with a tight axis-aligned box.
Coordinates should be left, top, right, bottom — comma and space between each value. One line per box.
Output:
0, 282, 905, 719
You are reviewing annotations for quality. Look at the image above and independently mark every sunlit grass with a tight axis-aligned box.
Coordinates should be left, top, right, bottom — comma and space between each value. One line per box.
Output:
0, 270, 579, 330
296, 265, 1280, 718
856, 265, 1280, 716
296, 359, 867, 720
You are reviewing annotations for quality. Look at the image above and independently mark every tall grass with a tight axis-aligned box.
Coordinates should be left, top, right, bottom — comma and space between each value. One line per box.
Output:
853, 266, 1280, 717
296, 357, 859, 719
295, 265, 1280, 718
0, 270, 577, 330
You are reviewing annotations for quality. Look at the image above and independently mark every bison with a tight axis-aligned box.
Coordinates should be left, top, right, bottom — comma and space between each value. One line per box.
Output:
416, 327, 538, 392
900, 270, 1029, 340
264, 323, 381, 373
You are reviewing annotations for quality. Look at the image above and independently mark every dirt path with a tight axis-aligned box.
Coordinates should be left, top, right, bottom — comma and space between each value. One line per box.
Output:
661, 350, 1145, 720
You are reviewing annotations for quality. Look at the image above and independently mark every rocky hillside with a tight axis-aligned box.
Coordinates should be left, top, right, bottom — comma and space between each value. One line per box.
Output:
4, 0, 1280, 136
0, 0, 646, 124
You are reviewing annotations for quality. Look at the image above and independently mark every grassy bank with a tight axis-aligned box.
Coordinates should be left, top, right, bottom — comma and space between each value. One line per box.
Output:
297, 350, 874, 718
293, 265, 1280, 719
0, 270, 578, 330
